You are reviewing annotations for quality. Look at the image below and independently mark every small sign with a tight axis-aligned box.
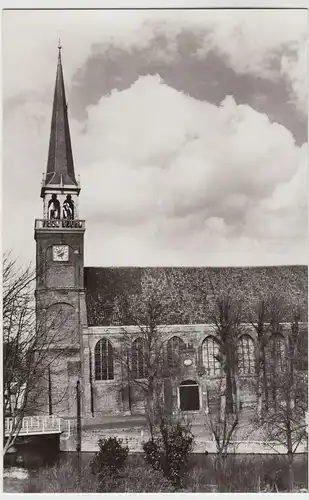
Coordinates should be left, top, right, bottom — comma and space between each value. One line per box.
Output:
42, 220, 83, 229
184, 359, 192, 366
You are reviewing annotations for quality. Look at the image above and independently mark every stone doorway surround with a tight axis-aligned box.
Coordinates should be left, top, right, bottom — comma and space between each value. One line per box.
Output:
178, 380, 201, 411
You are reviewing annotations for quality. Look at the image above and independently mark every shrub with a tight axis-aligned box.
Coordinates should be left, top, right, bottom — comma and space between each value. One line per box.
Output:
142, 440, 161, 471
15, 453, 309, 493
185, 464, 217, 492
23, 459, 100, 493
99, 465, 175, 492
90, 436, 129, 479
143, 418, 194, 489
22, 460, 173, 493
184, 454, 308, 493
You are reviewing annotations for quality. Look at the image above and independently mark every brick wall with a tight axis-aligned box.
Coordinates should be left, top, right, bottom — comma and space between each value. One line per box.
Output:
46, 265, 75, 288
35, 230, 84, 290
81, 324, 264, 418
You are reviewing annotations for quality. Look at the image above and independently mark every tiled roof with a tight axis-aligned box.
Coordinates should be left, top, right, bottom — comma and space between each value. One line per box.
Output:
84, 266, 308, 327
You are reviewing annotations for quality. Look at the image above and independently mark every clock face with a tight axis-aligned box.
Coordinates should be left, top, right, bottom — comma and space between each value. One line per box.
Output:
53, 245, 69, 262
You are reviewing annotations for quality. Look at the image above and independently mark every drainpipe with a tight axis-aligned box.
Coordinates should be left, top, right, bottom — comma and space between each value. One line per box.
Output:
89, 348, 94, 417
76, 380, 82, 484
48, 367, 53, 415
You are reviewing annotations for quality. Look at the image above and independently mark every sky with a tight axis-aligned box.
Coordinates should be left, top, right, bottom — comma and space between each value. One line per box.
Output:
2, 8, 308, 267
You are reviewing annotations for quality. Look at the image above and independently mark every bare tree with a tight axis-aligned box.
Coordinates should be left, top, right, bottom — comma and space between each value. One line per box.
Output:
114, 270, 180, 439
203, 284, 245, 477
250, 292, 288, 414
209, 287, 243, 410
249, 296, 270, 414
3, 252, 79, 454
205, 377, 240, 458
246, 283, 307, 492
258, 305, 308, 491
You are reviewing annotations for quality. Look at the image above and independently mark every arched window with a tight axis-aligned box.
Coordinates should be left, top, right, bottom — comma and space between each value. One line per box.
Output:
167, 336, 186, 369
267, 334, 286, 372
237, 335, 255, 375
202, 336, 220, 375
132, 338, 147, 379
94, 339, 114, 380
297, 329, 308, 371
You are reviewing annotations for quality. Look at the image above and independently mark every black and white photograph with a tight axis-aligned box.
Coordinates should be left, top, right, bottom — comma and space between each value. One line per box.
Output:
2, 4, 308, 494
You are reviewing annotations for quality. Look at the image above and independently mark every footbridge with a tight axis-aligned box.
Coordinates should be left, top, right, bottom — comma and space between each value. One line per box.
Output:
4, 415, 71, 438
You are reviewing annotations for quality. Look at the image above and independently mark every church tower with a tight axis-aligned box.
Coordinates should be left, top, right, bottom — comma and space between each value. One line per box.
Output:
34, 44, 86, 417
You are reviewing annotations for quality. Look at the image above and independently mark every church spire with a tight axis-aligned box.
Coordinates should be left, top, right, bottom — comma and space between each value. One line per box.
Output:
41, 43, 78, 197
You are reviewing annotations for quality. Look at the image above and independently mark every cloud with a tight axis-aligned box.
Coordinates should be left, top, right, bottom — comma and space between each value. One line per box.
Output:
2, 9, 148, 100
4, 74, 307, 266
280, 42, 308, 115
194, 10, 307, 116
2, 9, 307, 267
69, 75, 306, 265
3, 9, 306, 115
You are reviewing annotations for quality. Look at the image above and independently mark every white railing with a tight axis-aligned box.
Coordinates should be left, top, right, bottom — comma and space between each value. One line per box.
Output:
4, 415, 68, 436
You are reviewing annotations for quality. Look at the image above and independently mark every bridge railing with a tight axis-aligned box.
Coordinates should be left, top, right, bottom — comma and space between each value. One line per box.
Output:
5, 415, 62, 436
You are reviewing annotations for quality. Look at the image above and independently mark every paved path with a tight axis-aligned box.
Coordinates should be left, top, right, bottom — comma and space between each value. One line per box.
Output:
78, 416, 307, 455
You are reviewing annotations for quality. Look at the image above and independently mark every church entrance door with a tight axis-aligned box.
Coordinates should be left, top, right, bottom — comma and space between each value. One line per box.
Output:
179, 380, 200, 411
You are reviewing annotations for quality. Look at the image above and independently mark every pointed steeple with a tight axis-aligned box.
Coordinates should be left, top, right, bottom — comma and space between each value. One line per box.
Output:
42, 43, 77, 195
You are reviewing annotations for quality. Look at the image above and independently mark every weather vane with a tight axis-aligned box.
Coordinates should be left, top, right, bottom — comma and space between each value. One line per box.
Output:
58, 38, 62, 51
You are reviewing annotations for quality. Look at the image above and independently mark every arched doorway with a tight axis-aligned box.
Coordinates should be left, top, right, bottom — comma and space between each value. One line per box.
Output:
179, 380, 200, 411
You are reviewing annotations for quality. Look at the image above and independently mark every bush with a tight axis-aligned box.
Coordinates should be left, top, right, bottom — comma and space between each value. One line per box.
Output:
22, 460, 172, 493
142, 440, 161, 471
90, 436, 129, 479
99, 465, 175, 492
23, 459, 100, 493
17, 453, 309, 493
143, 418, 194, 489
183, 454, 308, 493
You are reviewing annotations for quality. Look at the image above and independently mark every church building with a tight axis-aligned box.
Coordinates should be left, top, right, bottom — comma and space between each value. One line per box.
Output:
34, 47, 308, 423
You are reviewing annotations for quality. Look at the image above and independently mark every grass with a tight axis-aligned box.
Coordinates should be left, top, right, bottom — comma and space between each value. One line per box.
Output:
22, 457, 174, 493
185, 454, 308, 492
7, 452, 308, 493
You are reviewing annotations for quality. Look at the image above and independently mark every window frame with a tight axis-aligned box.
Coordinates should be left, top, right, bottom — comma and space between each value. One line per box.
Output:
268, 333, 286, 372
132, 337, 147, 379
167, 335, 186, 369
94, 338, 114, 381
202, 336, 221, 376
237, 334, 255, 375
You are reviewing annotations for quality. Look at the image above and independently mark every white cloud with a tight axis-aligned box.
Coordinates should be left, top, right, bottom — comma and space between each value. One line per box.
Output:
197, 10, 306, 72
280, 41, 308, 115
69, 75, 306, 266
3, 9, 307, 116
2, 9, 152, 100
192, 10, 307, 116
5, 75, 306, 266
3, 10, 307, 267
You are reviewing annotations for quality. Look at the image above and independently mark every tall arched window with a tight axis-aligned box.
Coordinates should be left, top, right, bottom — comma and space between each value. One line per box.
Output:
297, 329, 308, 371
267, 334, 286, 372
94, 339, 114, 380
237, 335, 255, 375
132, 338, 147, 379
202, 336, 220, 375
167, 336, 186, 369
